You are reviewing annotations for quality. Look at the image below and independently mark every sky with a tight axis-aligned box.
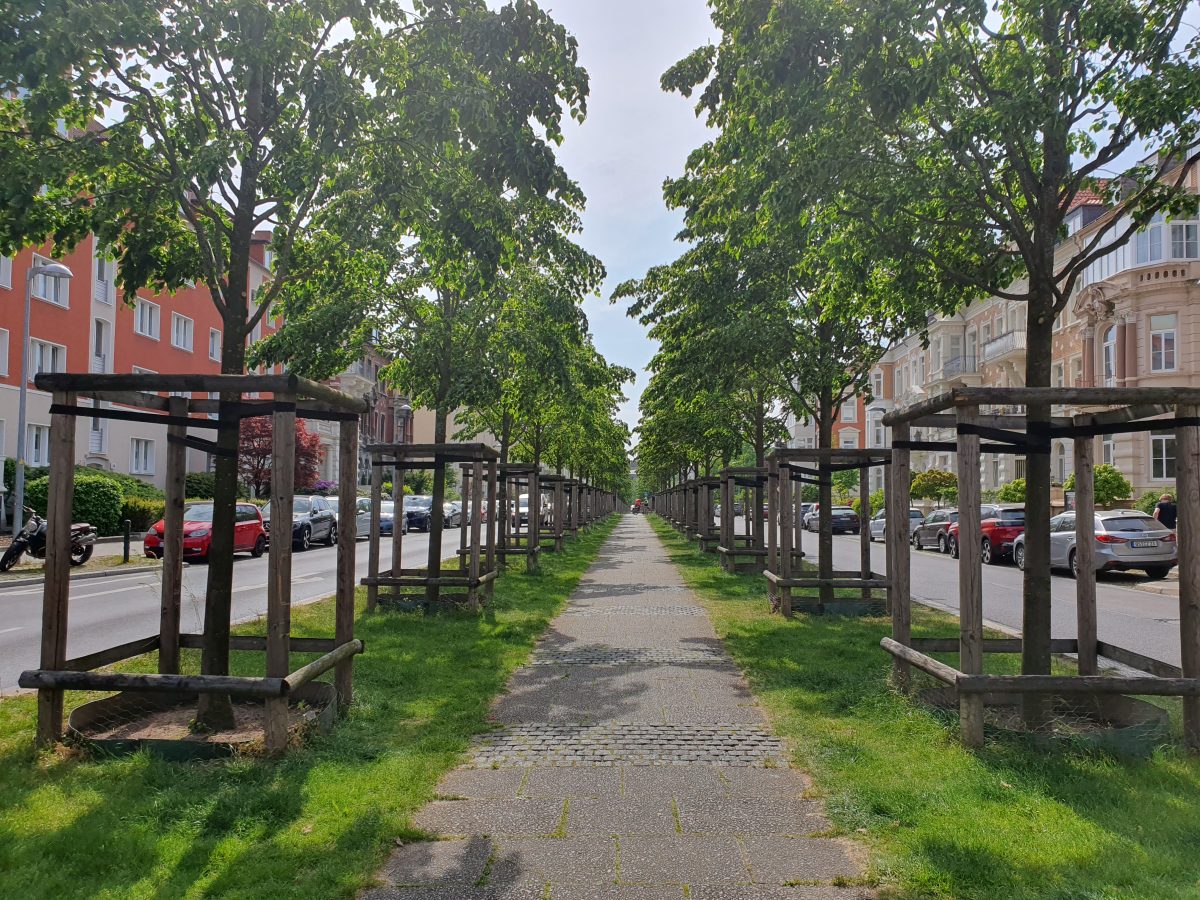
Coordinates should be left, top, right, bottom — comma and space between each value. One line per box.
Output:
539, 1, 718, 433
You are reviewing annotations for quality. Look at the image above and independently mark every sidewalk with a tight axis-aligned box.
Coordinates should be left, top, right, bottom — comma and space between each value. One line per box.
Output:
368, 516, 867, 899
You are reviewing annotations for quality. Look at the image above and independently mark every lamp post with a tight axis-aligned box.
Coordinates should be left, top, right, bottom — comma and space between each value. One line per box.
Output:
14, 262, 73, 535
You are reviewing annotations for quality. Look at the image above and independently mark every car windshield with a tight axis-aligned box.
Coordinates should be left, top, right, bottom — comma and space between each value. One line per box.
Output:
183, 504, 215, 523
293, 498, 312, 514
832, 507, 855, 514
404, 496, 432, 510
379, 501, 395, 516
1102, 516, 1160, 533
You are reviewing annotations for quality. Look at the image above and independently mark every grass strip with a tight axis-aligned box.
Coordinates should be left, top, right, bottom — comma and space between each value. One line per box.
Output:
649, 515, 1200, 900
0, 517, 617, 899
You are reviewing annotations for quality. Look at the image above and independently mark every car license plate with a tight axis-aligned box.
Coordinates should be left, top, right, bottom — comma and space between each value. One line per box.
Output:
1131, 540, 1159, 549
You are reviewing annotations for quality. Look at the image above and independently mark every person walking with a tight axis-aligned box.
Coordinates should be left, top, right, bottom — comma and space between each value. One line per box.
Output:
1154, 492, 1178, 530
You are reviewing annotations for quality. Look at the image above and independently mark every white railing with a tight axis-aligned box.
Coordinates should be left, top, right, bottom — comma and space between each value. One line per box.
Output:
942, 355, 978, 377
982, 330, 1027, 362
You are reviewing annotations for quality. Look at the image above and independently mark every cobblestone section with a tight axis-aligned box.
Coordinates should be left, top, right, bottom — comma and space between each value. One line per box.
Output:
368, 516, 868, 900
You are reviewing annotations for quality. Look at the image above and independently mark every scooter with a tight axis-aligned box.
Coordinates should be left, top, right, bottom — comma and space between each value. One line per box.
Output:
0, 508, 97, 571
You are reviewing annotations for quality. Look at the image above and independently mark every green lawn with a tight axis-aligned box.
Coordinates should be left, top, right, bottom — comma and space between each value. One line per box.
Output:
0, 518, 616, 899
649, 515, 1200, 900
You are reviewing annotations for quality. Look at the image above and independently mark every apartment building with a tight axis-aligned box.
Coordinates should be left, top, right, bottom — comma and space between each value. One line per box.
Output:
0, 234, 402, 493
868, 167, 1200, 501
786, 395, 867, 451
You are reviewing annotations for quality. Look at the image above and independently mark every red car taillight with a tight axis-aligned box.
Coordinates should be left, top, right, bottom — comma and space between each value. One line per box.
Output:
1162, 532, 1178, 543
1095, 534, 1127, 544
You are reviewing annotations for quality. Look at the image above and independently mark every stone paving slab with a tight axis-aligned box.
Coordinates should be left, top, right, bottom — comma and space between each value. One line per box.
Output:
371, 517, 866, 898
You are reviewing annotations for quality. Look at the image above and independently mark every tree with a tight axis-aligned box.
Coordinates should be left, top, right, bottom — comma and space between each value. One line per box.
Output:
997, 479, 1027, 503
911, 470, 958, 507
831, 469, 861, 503
1064, 464, 1132, 506
3, 0, 594, 727
668, 0, 1200, 725
238, 418, 323, 499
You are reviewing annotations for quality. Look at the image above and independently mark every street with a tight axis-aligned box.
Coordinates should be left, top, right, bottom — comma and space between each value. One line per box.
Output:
0, 529, 467, 695
724, 515, 1185, 667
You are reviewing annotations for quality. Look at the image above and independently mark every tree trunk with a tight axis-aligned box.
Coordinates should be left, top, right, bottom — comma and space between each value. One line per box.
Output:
1021, 290, 1056, 725
498, 412, 511, 561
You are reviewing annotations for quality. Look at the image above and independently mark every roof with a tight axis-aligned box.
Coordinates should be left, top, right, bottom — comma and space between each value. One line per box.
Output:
1066, 182, 1109, 212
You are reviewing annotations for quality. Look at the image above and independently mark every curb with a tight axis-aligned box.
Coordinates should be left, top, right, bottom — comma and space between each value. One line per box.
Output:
0, 561, 165, 589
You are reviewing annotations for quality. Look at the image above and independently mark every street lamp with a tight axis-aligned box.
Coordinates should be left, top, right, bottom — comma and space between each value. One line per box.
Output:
14, 262, 73, 535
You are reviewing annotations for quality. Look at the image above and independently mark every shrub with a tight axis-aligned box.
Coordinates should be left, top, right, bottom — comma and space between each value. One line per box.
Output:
313, 479, 336, 495
82, 468, 164, 500
185, 472, 217, 499
869, 489, 885, 516
1135, 490, 1164, 515
26, 473, 124, 536
996, 478, 1026, 502
122, 497, 166, 532
1063, 464, 1132, 507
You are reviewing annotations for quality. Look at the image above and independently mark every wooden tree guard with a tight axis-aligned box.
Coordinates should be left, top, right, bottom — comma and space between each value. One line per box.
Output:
540, 474, 568, 551
696, 476, 721, 551
764, 447, 889, 617
563, 478, 581, 540
880, 386, 1200, 751
717, 467, 767, 573
19, 372, 367, 755
498, 463, 541, 573
363, 443, 498, 612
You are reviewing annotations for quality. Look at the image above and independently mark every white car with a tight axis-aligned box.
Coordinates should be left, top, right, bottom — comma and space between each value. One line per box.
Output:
868, 508, 925, 542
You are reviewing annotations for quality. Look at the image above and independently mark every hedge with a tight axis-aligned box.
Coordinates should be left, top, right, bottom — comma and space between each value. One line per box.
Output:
185, 472, 217, 499
122, 497, 167, 532
26, 474, 124, 536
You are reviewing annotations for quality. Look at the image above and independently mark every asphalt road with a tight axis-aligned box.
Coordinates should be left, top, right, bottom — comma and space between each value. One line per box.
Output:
0, 528, 467, 695
722, 514, 1184, 667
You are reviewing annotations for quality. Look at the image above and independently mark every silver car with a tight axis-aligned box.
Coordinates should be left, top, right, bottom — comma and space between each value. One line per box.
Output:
868, 508, 925, 542
1014, 509, 1177, 579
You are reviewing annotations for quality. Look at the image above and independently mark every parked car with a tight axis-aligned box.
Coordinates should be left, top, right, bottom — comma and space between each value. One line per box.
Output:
1013, 510, 1177, 579
911, 508, 959, 552
868, 508, 925, 542
262, 495, 337, 551
145, 501, 266, 561
444, 501, 462, 528
805, 505, 860, 534
947, 504, 1025, 564
404, 494, 434, 532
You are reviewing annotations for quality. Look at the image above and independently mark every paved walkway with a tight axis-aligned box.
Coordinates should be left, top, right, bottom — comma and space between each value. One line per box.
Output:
368, 516, 866, 899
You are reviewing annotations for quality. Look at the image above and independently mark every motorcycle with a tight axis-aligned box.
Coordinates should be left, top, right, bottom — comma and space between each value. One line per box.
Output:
0, 508, 97, 571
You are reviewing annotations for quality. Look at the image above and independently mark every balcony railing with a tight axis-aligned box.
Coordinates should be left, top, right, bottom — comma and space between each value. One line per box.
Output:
982, 330, 1027, 362
90, 354, 107, 374
941, 355, 978, 378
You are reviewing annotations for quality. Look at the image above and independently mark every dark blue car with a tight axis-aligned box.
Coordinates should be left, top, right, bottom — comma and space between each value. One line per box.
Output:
404, 495, 433, 532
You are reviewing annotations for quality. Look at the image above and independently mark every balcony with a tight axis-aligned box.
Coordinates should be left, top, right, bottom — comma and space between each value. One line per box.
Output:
942, 355, 977, 378
982, 330, 1026, 363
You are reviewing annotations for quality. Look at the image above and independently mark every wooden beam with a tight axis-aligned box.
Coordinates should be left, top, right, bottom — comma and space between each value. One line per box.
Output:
64, 636, 161, 672
19, 669, 286, 698
879, 638, 960, 686
1177, 402, 1200, 750
37, 390, 75, 748
178, 634, 338, 653
887, 422, 912, 687
957, 674, 1200, 696
265, 392, 296, 754
956, 403, 984, 748
1074, 434, 1098, 675
282, 640, 364, 693
159, 396, 187, 675
335, 418, 358, 708
881, 391, 958, 426
367, 451, 383, 612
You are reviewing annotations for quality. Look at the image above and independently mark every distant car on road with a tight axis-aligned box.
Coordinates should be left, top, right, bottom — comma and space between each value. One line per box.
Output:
805, 505, 860, 534
404, 495, 434, 532
947, 504, 1024, 564
1013, 510, 1177, 579
444, 501, 462, 528
262, 495, 337, 551
868, 508, 924, 542
911, 508, 958, 552
145, 501, 266, 562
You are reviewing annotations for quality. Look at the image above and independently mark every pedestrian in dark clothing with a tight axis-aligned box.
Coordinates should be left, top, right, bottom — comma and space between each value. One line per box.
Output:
1154, 493, 1178, 530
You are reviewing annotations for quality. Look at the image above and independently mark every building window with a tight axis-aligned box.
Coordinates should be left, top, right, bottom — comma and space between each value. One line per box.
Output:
131, 438, 155, 475
871, 372, 883, 398
89, 415, 107, 455
1135, 213, 1164, 264
27, 424, 50, 466
1072, 357, 1083, 387
1054, 443, 1068, 484
1102, 434, 1114, 466
1151, 431, 1176, 480
94, 253, 115, 304
872, 418, 885, 448
0, 254, 11, 289
0, 328, 8, 376
840, 400, 857, 423
1172, 222, 1199, 259
839, 431, 858, 449
209, 328, 221, 361
31, 256, 70, 306
1054, 363, 1065, 388
1102, 325, 1117, 386
171, 313, 194, 351
134, 299, 160, 339
29, 339, 66, 379
1150, 314, 1177, 372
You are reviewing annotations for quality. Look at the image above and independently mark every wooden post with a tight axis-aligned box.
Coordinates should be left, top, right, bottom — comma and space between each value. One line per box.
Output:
159, 396, 187, 675
265, 393, 296, 754
554, 479, 565, 551
366, 451, 382, 612
956, 403, 984, 748
1073, 434, 1098, 676
1176, 404, 1200, 751
485, 458, 498, 599
779, 464, 794, 618
888, 423, 911, 688
528, 469, 540, 574
766, 458, 778, 607
859, 465, 872, 604
720, 473, 733, 573
36, 391, 76, 747
468, 459, 484, 611
391, 457, 404, 582
459, 464, 470, 572
335, 419, 358, 708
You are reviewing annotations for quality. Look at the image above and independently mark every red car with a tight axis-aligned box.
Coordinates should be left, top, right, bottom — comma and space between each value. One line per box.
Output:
947, 504, 1025, 565
144, 501, 268, 562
